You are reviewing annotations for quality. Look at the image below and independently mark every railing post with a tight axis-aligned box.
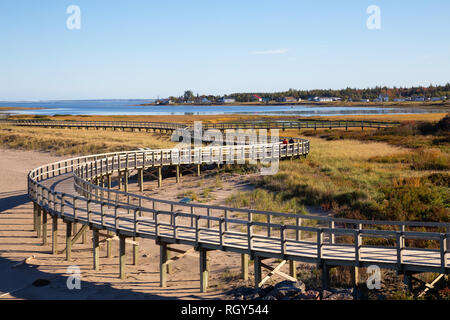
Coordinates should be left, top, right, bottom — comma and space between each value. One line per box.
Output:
195, 215, 200, 244
206, 208, 211, 229
329, 220, 335, 244
219, 218, 224, 248
73, 197, 77, 220
440, 233, 448, 272
173, 211, 177, 239
114, 205, 119, 229
280, 225, 286, 258
247, 221, 253, 254
317, 228, 323, 262
87, 199, 91, 223
396, 231, 404, 269
354, 229, 361, 266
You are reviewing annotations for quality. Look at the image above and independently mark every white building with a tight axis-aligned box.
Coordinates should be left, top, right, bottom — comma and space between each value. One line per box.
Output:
218, 97, 236, 103
312, 97, 333, 102
431, 96, 447, 101
378, 94, 389, 102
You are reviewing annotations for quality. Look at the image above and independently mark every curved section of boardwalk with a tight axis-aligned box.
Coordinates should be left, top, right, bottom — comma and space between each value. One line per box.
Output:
23, 122, 449, 293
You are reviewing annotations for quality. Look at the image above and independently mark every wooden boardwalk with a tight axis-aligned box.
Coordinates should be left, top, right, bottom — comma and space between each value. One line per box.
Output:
1, 118, 399, 132
22, 122, 449, 293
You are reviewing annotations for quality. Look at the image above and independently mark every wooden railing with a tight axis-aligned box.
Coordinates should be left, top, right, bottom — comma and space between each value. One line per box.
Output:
1, 119, 186, 130
1, 118, 400, 131
27, 140, 449, 275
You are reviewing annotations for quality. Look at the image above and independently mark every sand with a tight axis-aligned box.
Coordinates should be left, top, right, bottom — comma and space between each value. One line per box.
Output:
0, 148, 299, 300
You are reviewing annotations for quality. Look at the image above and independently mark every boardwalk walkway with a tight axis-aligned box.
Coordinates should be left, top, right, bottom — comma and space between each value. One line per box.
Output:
7, 119, 447, 292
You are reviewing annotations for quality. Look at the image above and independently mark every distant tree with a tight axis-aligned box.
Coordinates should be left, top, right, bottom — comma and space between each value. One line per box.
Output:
183, 90, 194, 102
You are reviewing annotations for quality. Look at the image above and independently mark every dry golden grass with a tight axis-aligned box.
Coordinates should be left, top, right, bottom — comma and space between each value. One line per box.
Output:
0, 125, 175, 156
306, 137, 408, 161
227, 136, 444, 217
315, 113, 448, 122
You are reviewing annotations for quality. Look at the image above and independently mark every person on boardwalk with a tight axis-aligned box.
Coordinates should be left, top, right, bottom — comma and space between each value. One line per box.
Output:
282, 138, 288, 153
288, 138, 295, 153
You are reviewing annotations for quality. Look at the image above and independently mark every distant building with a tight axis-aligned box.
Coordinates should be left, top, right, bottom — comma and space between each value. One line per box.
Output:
158, 99, 173, 105
393, 98, 406, 102
283, 96, 297, 103
360, 99, 370, 102
218, 97, 236, 104
378, 94, 389, 102
201, 97, 211, 104
252, 95, 263, 102
413, 96, 425, 102
431, 96, 447, 101
312, 97, 334, 102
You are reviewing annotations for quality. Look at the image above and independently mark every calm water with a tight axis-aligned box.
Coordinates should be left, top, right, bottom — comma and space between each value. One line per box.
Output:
0, 100, 447, 117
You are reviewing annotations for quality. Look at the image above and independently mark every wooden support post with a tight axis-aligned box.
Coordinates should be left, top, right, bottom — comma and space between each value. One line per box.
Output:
289, 260, 297, 279
321, 264, 330, 289
351, 266, 360, 288
254, 256, 262, 288
106, 230, 112, 258
158, 167, 162, 187
167, 249, 172, 274
42, 210, 48, 245
93, 229, 100, 270
199, 249, 209, 293
107, 174, 112, 189
33, 203, 37, 232
119, 235, 126, 279
241, 253, 249, 281
138, 169, 144, 192
197, 164, 201, 177
82, 226, 87, 244
160, 243, 168, 287
66, 221, 72, 261
176, 165, 180, 183
133, 237, 139, 265
118, 171, 123, 190
124, 170, 129, 192
403, 272, 413, 292
52, 215, 58, 254
36, 206, 42, 238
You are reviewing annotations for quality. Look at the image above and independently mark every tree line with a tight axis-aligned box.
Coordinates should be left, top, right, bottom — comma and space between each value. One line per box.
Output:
170, 84, 450, 103
226, 84, 450, 102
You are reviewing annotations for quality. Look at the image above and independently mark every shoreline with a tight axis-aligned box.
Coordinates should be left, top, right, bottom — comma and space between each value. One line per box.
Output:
138, 100, 450, 108
8, 112, 448, 123
0, 106, 44, 111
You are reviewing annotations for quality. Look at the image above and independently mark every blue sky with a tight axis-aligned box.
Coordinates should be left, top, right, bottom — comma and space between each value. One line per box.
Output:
0, 0, 449, 100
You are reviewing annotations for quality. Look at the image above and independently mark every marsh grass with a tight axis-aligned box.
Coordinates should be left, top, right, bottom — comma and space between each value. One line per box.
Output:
226, 136, 449, 229
370, 148, 449, 170
0, 125, 174, 155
